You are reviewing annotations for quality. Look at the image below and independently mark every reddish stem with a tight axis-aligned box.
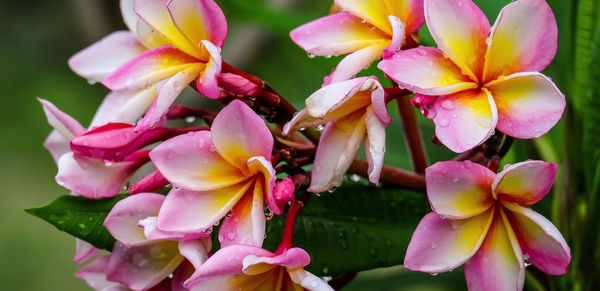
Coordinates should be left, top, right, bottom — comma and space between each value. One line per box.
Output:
348, 158, 425, 191
396, 97, 428, 174
275, 193, 309, 254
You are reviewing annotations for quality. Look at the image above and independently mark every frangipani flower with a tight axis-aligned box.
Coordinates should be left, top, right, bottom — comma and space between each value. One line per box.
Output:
151, 100, 276, 247
283, 77, 390, 192
378, 0, 566, 152
184, 245, 333, 291
405, 161, 570, 290
70, 0, 227, 130
102, 193, 212, 290
290, 0, 424, 84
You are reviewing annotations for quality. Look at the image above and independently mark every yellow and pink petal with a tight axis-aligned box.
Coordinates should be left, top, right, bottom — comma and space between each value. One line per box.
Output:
404, 209, 494, 273
104, 193, 166, 246
431, 89, 498, 153
381, 0, 425, 35
492, 160, 558, 205
218, 180, 266, 248
425, 161, 495, 219
378, 47, 478, 96
167, 0, 227, 51
502, 202, 571, 275
486, 72, 565, 139
482, 0, 558, 83
195, 40, 222, 100
364, 107, 387, 184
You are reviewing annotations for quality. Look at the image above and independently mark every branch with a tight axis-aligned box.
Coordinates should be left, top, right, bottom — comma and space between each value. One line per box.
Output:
396, 95, 428, 173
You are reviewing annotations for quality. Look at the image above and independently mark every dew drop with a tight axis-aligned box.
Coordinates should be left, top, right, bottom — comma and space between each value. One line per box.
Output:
227, 232, 236, 240
349, 174, 361, 182
430, 242, 437, 249
431, 273, 438, 276
441, 100, 455, 110
417, 49, 427, 56
185, 116, 196, 123
204, 227, 213, 234
264, 207, 274, 221
315, 124, 324, 131
438, 119, 450, 128
307, 53, 316, 59
360, 19, 367, 23
226, 210, 233, 218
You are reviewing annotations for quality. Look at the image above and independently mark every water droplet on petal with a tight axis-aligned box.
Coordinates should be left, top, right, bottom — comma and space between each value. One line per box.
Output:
307, 53, 316, 59
441, 100, 455, 110
185, 116, 196, 123
226, 210, 233, 218
227, 232, 236, 240
438, 119, 450, 128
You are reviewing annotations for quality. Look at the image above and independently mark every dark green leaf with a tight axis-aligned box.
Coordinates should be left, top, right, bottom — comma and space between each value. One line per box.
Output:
262, 180, 429, 276
25, 195, 127, 251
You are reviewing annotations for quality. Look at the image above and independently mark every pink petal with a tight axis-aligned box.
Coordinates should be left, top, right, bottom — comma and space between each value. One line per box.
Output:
150, 130, 247, 191
425, 161, 495, 219
43, 131, 70, 164
247, 155, 276, 211
134, 0, 203, 59
102, 45, 200, 92
139, 216, 209, 242
38, 98, 86, 140
307, 77, 382, 120
75, 255, 127, 291
292, 268, 335, 291
242, 248, 310, 273
195, 40, 222, 100
178, 239, 212, 270
107, 241, 184, 291
157, 181, 253, 233
364, 107, 387, 184
431, 89, 498, 153
137, 64, 204, 130
269, 177, 295, 215
486, 72, 566, 139
130, 170, 169, 194
219, 183, 266, 248
492, 160, 558, 205
324, 44, 385, 86
68, 31, 146, 83
483, 0, 558, 82
90, 88, 157, 128
380, 0, 425, 35
404, 210, 494, 273
290, 12, 389, 57
464, 209, 525, 291
74, 239, 99, 264
378, 47, 477, 96
184, 245, 273, 288
503, 202, 571, 275
381, 16, 405, 59
167, 0, 228, 49
55, 153, 145, 198
104, 193, 164, 246
120, 0, 169, 49
172, 260, 196, 291
424, 0, 490, 81
217, 73, 260, 96
309, 111, 367, 192
211, 100, 274, 170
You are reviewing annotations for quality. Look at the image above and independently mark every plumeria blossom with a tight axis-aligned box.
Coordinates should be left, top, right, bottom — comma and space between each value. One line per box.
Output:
283, 77, 390, 192
151, 100, 277, 248
405, 161, 570, 290
184, 245, 333, 291
378, 0, 566, 152
102, 193, 212, 290
291, 0, 424, 84
69, 0, 227, 130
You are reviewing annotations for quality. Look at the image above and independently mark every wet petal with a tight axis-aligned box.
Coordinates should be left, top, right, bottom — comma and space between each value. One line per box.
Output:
38, 98, 86, 140
364, 107, 387, 184
483, 0, 558, 82
75, 255, 127, 291
290, 12, 389, 56
90, 88, 157, 128
432, 89, 497, 153
137, 64, 204, 130
486, 72, 566, 139
306, 77, 380, 119
243, 248, 311, 274
325, 43, 386, 85
404, 209, 495, 273
74, 239, 99, 264
69, 31, 146, 83
104, 193, 165, 246
211, 100, 274, 170
178, 239, 212, 269
219, 181, 266, 248
120, 0, 169, 48
464, 209, 525, 291
309, 111, 367, 192
157, 181, 253, 233
167, 0, 228, 49
43, 131, 70, 164
107, 241, 183, 291
381, 0, 425, 35
290, 268, 335, 291
381, 16, 405, 59
503, 202, 571, 275
425, 161, 495, 219
150, 130, 247, 191
492, 160, 557, 205
424, 0, 490, 81
103, 45, 200, 92
195, 40, 222, 100
378, 47, 477, 96
134, 0, 203, 58
335, 0, 395, 35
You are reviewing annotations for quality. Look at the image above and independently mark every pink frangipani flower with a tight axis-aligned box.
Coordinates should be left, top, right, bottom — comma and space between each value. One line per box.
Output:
404, 160, 570, 291
378, 0, 566, 153
290, 0, 424, 85
103, 193, 212, 290
184, 245, 333, 291
150, 100, 276, 248
70, 0, 227, 130
283, 77, 390, 192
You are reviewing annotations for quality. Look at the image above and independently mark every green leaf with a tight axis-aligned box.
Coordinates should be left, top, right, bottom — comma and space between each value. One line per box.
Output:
262, 181, 429, 276
583, 26, 600, 194
25, 195, 127, 251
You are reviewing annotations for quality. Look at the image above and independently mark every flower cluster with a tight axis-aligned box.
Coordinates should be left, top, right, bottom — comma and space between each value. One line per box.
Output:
34, 0, 571, 290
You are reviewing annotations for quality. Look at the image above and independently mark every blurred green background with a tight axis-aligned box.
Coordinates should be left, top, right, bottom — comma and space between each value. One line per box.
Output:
0, 0, 590, 290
